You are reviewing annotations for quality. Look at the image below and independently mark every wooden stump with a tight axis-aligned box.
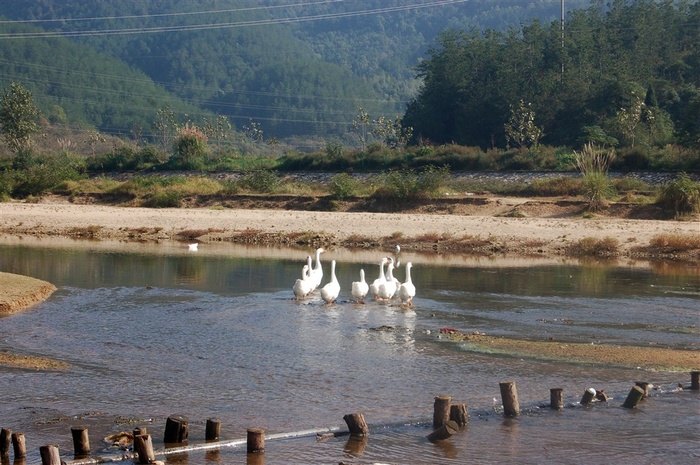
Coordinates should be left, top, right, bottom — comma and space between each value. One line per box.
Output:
550, 388, 564, 409
449, 403, 469, 426
206, 418, 221, 441
11, 433, 26, 459
163, 416, 188, 444
39, 444, 60, 465
0, 428, 11, 457
635, 382, 650, 398
247, 428, 265, 453
433, 395, 452, 428
580, 388, 596, 405
622, 385, 645, 409
427, 420, 459, 443
499, 381, 520, 416
133, 434, 156, 464
343, 413, 369, 437
691, 371, 700, 390
71, 426, 90, 456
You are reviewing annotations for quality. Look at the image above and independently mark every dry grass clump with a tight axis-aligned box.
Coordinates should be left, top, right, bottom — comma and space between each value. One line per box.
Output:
346, 234, 377, 245
176, 228, 225, 240
415, 232, 453, 242
566, 236, 620, 256
67, 225, 102, 237
647, 233, 700, 253
283, 231, 321, 244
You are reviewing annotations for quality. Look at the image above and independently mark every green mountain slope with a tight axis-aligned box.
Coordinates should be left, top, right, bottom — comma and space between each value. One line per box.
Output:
0, 0, 591, 141
0, 21, 207, 138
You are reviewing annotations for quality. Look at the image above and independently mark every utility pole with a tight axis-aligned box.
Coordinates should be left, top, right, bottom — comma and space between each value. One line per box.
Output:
561, 0, 565, 79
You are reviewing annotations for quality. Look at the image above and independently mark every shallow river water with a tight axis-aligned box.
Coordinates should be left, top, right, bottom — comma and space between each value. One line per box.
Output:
0, 237, 698, 464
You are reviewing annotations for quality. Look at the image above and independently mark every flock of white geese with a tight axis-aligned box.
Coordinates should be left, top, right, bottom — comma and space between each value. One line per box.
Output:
292, 247, 416, 306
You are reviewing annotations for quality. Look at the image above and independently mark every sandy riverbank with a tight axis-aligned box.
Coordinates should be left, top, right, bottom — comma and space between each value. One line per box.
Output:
0, 271, 56, 315
0, 199, 698, 258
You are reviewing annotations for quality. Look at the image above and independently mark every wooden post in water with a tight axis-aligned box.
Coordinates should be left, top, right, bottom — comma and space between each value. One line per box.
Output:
246, 428, 265, 453
691, 371, 700, 390
343, 413, 369, 437
622, 385, 645, 409
433, 395, 452, 428
499, 381, 520, 416
0, 428, 11, 457
427, 420, 459, 443
11, 432, 26, 459
133, 434, 156, 464
449, 403, 469, 427
39, 444, 60, 465
635, 382, 650, 398
580, 388, 596, 405
550, 388, 564, 409
164, 416, 188, 443
206, 418, 221, 441
71, 426, 90, 456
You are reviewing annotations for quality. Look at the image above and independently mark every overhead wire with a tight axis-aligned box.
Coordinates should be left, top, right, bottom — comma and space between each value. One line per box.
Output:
0, 0, 464, 138
0, 0, 349, 24
0, 0, 469, 39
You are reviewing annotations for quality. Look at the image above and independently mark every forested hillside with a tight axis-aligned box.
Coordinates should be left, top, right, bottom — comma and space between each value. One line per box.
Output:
0, 21, 203, 136
0, 0, 591, 143
404, 0, 700, 150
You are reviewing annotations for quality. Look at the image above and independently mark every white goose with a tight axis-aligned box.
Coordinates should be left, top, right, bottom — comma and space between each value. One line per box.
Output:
369, 257, 388, 300
398, 261, 415, 306
309, 247, 325, 290
320, 260, 340, 304
351, 269, 369, 304
377, 259, 398, 301
387, 257, 401, 293
305, 255, 313, 280
293, 265, 313, 300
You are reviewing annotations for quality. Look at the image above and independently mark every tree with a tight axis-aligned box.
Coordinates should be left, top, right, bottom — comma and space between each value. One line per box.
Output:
373, 115, 413, 149
504, 100, 543, 151
153, 105, 178, 154
0, 82, 39, 155
352, 107, 371, 151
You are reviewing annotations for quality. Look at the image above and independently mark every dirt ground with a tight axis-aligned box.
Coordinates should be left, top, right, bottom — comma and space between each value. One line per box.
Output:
0, 193, 698, 372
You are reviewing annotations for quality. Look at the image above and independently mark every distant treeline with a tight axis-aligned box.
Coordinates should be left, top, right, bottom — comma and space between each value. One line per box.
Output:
404, 0, 700, 151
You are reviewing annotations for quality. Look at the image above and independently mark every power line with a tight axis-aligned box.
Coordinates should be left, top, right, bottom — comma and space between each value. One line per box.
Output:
0, 1, 469, 39
0, 0, 348, 24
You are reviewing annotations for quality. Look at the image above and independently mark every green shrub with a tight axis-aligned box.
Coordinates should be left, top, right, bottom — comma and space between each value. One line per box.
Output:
0, 170, 15, 199
581, 171, 616, 210
142, 189, 182, 208
168, 124, 208, 170
372, 165, 449, 201
373, 169, 419, 200
238, 169, 280, 193
417, 165, 450, 198
527, 177, 582, 196
328, 173, 359, 199
573, 143, 616, 211
220, 179, 240, 195
656, 173, 700, 216
11, 153, 85, 198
